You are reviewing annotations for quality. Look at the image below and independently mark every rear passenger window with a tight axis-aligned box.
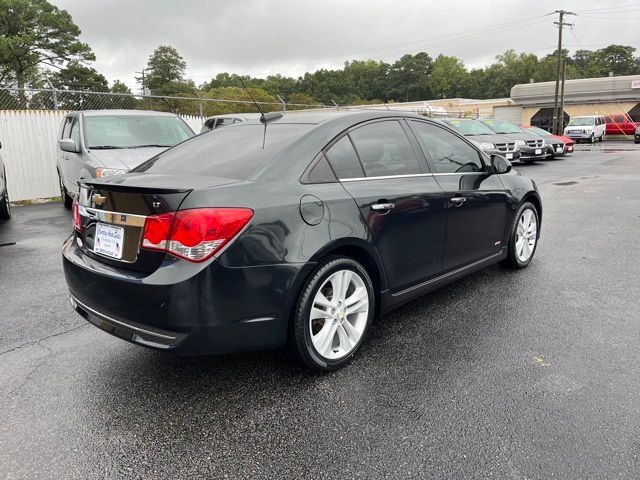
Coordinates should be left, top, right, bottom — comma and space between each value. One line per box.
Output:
614, 115, 624, 123
325, 136, 364, 179
349, 120, 421, 177
410, 121, 484, 174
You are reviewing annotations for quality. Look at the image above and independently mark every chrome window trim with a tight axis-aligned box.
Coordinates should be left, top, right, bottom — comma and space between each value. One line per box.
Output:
340, 172, 485, 182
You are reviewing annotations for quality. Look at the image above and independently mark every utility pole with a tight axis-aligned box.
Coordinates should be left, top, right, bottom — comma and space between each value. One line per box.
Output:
559, 56, 567, 131
551, 10, 575, 134
135, 69, 147, 96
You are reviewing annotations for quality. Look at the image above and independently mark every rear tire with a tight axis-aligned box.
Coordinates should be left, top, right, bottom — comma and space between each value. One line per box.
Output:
59, 172, 72, 209
501, 201, 539, 269
291, 256, 375, 371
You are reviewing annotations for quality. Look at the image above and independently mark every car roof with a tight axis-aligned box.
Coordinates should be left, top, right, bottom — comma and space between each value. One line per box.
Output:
241, 109, 433, 126
76, 110, 182, 118
204, 113, 262, 121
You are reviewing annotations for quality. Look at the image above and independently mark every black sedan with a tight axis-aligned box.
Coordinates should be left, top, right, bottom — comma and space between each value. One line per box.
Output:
63, 111, 542, 371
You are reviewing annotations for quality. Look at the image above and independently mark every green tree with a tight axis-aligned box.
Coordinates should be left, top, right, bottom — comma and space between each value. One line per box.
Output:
591, 45, 639, 76
48, 61, 109, 109
262, 74, 299, 98
110, 80, 136, 109
144, 45, 189, 95
429, 55, 468, 99
343, 59, 389, 101
200, 86, 278, 116
0, 0, 94, 106
386, 52, 432, 101
299, 68, 356, 105
286, 92, 320, 109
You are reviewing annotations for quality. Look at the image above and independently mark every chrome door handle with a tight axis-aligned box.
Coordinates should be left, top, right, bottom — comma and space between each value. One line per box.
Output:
450, 197, 467, 207
371, 203, 395, 211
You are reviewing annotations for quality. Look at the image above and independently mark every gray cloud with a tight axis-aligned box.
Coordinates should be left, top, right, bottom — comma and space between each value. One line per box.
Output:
52, 0, 640, 90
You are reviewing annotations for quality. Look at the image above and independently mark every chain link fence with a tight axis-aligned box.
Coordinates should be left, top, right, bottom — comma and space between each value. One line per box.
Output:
0, 87, 329, 116
0, 87, 482, 118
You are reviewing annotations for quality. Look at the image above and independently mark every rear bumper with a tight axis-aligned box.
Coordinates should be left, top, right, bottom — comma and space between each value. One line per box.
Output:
62, 236, 310, 354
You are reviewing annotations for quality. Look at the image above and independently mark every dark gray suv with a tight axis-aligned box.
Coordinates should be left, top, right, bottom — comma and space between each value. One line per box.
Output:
481, 119, 547, 163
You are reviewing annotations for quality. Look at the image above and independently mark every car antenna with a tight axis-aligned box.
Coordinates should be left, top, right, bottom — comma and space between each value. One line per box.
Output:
239, 78, 283, 148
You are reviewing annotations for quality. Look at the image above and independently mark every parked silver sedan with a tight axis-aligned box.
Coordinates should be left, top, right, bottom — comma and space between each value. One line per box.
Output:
56, 110, 194, 207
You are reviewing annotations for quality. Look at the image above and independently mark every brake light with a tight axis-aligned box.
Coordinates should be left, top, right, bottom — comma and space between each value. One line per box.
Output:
141, 208, 253, 262
72, 197, 82, 232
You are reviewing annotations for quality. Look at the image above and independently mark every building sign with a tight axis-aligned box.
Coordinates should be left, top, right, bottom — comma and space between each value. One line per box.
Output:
632, 80, 640, 89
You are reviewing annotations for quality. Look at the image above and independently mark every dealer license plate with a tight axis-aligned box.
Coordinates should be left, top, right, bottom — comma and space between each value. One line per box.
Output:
506, 153, 513, 159
94, 222, 124, 259
535, 148, 542, 155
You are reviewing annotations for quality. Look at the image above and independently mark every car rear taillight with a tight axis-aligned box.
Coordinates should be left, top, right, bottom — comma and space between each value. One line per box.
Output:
72, 197, 82, 232
141, 208, 253, 262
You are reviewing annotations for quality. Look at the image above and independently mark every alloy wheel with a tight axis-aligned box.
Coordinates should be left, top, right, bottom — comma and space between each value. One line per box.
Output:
515, 208, 537, 262
309, 269, 369, 360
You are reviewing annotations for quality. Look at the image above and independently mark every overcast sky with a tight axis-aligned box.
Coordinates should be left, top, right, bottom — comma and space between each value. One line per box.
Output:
52, 0, 640, 91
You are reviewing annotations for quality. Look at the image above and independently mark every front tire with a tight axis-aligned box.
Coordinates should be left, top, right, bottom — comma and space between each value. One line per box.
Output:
291, 256, 375, 371
590, 133, 595, 144
0, 188, 10, 220
59, 172, 72, 209
502, 201, 539, 269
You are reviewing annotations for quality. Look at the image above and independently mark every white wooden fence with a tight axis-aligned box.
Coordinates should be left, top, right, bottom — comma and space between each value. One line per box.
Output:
0, 110, 204, 202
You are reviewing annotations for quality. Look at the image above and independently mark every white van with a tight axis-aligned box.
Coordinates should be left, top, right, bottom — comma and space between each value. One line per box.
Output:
563, 115, 606, 143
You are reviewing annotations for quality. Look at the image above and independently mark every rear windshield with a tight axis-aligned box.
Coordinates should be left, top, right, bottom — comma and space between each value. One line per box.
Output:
135, 123, 313, 180
481, 119, 523, 135
445, 119, 495, 136
85, 115, 194, 149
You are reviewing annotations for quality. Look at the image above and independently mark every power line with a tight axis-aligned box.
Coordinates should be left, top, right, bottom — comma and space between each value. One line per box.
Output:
577, 15, 640, 20
577, 2, 640, 13
276, 14, 553, 64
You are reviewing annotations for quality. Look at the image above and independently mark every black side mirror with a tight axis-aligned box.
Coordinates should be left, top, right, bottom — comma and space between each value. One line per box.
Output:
490, 154, 512, 174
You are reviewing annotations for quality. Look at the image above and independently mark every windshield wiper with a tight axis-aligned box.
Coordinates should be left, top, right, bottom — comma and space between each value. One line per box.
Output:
89, 145, 125, 149
130, 144, 173, 148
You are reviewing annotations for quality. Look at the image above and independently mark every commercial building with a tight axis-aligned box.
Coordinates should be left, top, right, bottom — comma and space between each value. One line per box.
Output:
354, 74, 640, 129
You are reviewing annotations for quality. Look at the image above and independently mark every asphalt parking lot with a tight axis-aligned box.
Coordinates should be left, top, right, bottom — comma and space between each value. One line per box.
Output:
1, 143, 639, 479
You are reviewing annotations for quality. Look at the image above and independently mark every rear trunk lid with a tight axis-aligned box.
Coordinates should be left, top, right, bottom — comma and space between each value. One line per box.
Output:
76, 173, 239, 272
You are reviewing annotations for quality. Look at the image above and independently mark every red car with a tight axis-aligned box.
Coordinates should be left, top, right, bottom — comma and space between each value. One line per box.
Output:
604, 114, 639, 136
522, 125, 574, 155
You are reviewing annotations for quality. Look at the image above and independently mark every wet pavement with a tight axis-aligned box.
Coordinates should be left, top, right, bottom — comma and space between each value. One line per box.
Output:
1, 144, 640, 479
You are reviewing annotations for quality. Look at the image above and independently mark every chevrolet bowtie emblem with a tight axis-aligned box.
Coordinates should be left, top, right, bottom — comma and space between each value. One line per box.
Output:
92, 194, 106, 206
